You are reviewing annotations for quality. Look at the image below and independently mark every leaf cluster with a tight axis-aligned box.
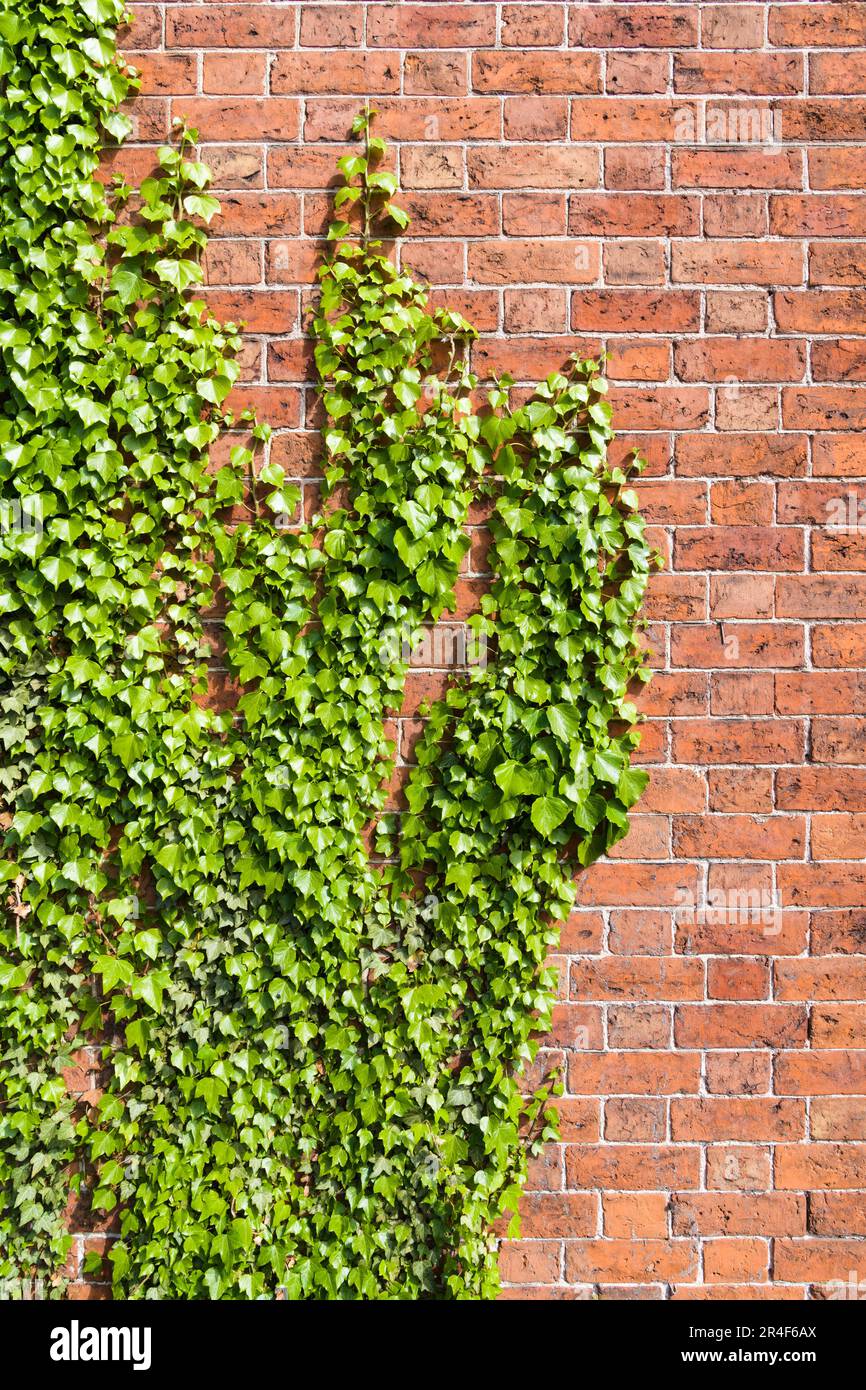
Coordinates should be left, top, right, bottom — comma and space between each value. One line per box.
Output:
0, 11, 655, 1299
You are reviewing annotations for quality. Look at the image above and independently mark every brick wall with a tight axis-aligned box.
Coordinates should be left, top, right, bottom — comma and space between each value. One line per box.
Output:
98, 0, 866, 1300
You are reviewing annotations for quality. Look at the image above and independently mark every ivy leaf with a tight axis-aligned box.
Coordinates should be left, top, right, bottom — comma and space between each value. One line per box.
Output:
547, 703, 583, 741
131, 971, 167, 1012
109, 267, 146, 304
617, 766, 649, 808
530, 795, 570, 836
183, 193, 221, 223
95, 956, 134, 991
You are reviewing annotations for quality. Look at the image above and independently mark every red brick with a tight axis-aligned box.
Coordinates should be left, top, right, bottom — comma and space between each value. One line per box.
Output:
604, 147, 666, 191
566, 1238, 698, 1284
404, 52, 468, 97
672, 241, 804, 287
706, 766, 775, 816
811, 244, 866, 289
271, 52, 399, 95
502, 5, 565, 47
566, 1052, 701, 1097
571, 958, 704, 1003
811, 1005, 866, 1048
566, 1144, 700, 1192
770, 4, 866, 47
473, 51, 599, 95
503, 288, 567, 334
674, 527, 804, 572
778, 100, 866, 144
500, 1240, 560, 1285
675, 52, 802, 96
504, 97, 569, 142
205, 290, 297, 334
518, 1193, 596, 1239
204, 240, 262, 285
811, 1107, 866, 1145
472, 337, 600, 381
779, 862, 866, 908
809, 148, 866, 191
555, 1098, 599, 1143
173, 99, 299, 143
810, 51, 866, 96
676, 432, 806, 479
674, 1006, 807, 1050
468, 146, 598, 190
367, 5, 496, 48
812, 720, 866, 763
124, 6, 161, 50
777, 575, 866, 619
167, 6, 297, 48
572, 291, 699, 333
671, 1098, 806, 1141
706, 1147, 771, 1193
604, 1098, 667, 1142
604, 1193, 668, 1239
776, 1143, 866, 1189
299, 5, 362, 47
783, 387, 866, 431
569, 194, 698, 237
502, 193, 566, 237
705, 1050, 772, 1093
772, 196, 866, 238
213, 193, 299, 237
813, 340, 866, 382
672, 717, 804, 765
672, 813, 805, 859
703, 5, 765, 49
468, 241, 598, 286
607, 52, 669, 96
710, 671, 774, 717
603, 241, 666, 286
570, 6, 698, 49
675, 907, 807, 958
778, 767, 866, 811
704, 1239, 768, 1284
607, 1005, 671, 1049
813, 432, 866, 476
675, 339, 803, 383
706, 291, 768, 333
400, 147, 463, 191
812, 627, 866, 668
710, 481, 774, 526
672, 148, 801, 191
707, 959, 770, 1001
774, 1240, 866, 1286
571, 99, 693, 143
704, 194, 767, 240
609, 909, 674, 956
132, 53, 197, 96
304, 98, 500, 143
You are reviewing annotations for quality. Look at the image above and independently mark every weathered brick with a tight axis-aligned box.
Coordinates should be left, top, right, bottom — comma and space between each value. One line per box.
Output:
671, 1098, 806, 1141
473, 51, 600, 95
167, 6, 297, 49
570, 6, 698, 49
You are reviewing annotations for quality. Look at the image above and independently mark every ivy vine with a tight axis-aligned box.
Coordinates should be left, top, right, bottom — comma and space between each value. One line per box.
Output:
0, 3, 655, 1299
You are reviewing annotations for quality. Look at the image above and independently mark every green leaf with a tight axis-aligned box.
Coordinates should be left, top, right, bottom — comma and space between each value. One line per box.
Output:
530, 795, 570, 836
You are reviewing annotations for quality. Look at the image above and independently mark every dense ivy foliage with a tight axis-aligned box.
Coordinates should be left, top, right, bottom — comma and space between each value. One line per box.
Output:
0, 4, 655, 1299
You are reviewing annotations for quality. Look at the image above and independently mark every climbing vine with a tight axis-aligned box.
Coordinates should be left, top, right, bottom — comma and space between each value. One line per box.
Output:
0, 2, 655, 1299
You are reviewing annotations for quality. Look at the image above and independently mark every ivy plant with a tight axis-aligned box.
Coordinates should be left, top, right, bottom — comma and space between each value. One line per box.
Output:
0, 5, 655, 1299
